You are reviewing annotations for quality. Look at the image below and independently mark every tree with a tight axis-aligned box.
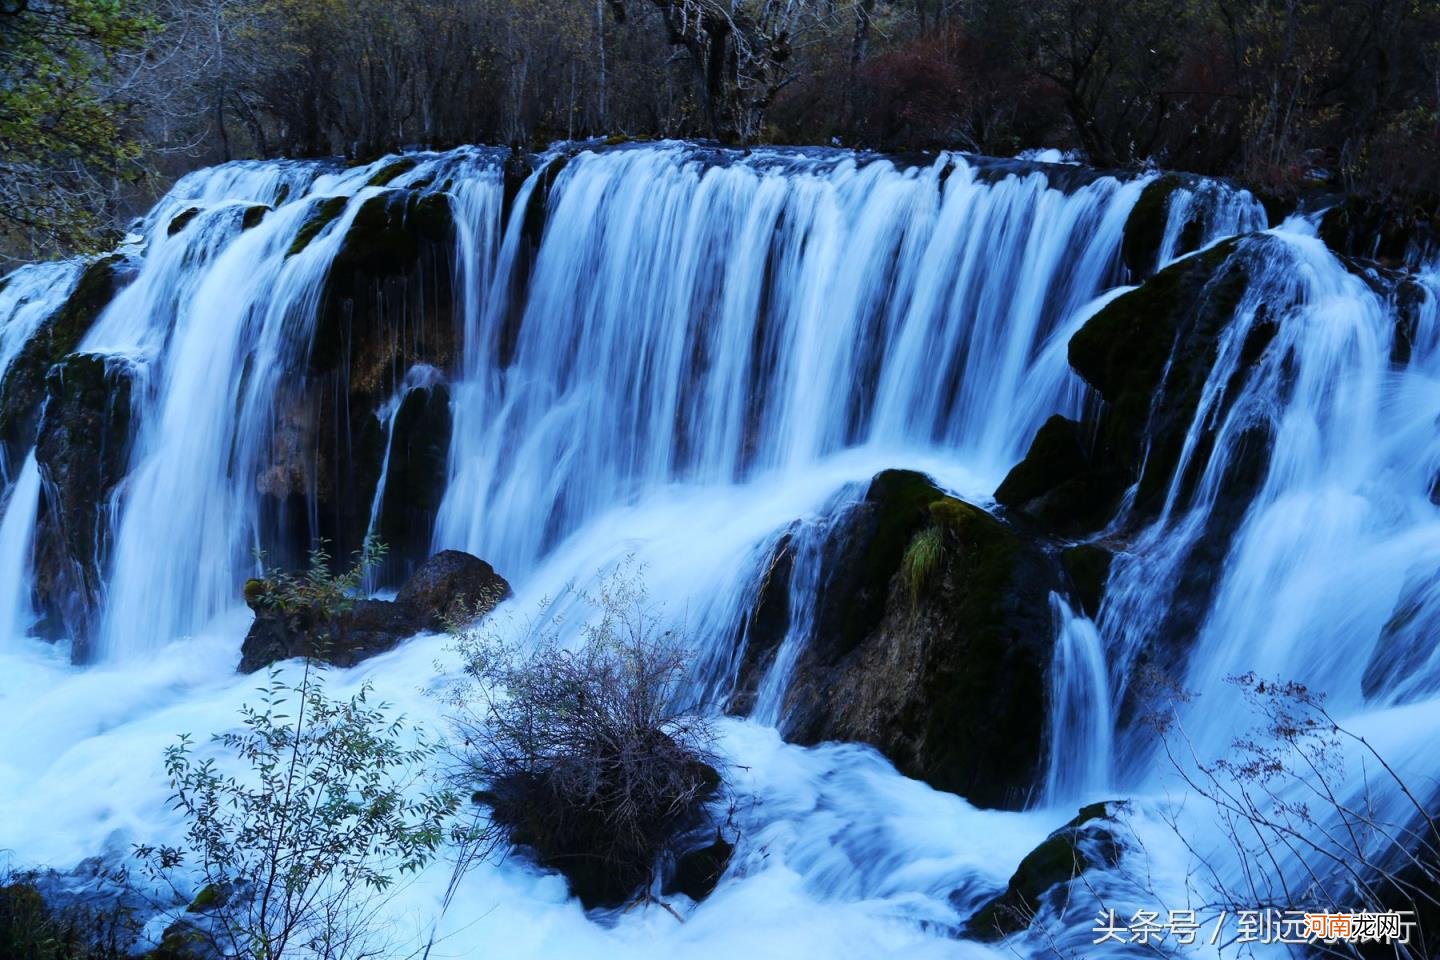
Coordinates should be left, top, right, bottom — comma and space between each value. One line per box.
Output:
0, 0, 155, 258
136, 660, 455, 960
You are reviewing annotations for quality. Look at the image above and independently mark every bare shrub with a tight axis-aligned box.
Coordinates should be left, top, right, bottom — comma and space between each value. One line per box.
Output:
444, 565, 721, 908
1144, 670, 1440, 959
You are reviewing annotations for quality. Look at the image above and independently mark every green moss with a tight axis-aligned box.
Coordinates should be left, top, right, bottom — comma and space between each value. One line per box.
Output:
965, 801, 1126, 941
166, 206, 200, 236
241, 204, 269, 230
286, 195, 348, 257
364, 157, 419, 187
184, 884, 223, 913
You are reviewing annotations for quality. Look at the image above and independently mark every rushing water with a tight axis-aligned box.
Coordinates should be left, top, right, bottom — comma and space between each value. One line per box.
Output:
1, 140, 1434, 957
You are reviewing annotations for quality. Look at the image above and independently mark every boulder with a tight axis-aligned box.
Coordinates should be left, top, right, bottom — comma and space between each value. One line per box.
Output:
239, 549, 510, 672
962, 800, 1128, 941
239, 595, 422, 673
395, 549, 511, 631
998, 237, 1256, 536
373, 381, 453, 572
753, 469, 1063, 809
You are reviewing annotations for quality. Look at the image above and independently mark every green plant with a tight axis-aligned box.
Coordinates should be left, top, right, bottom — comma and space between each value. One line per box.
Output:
0, 868, 135, 960
135, 659, 455, 960
901, 525, 945, 609
249, 539, 387, 619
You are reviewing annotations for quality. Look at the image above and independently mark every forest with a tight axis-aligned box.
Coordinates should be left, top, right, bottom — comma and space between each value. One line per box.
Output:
4, 0, 1440, 259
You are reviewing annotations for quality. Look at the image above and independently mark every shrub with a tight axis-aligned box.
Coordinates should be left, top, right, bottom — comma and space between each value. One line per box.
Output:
135, 660, 456, 960
445, 566, 721, 908
0, 870, 134, 960
248, 538, 387, 620
1146, 671, 1440, 959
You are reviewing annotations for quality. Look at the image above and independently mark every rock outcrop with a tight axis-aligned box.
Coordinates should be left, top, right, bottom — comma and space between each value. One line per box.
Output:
239, 549, 511, 673
32, 354, 137, 657
740, 470, 1064, 809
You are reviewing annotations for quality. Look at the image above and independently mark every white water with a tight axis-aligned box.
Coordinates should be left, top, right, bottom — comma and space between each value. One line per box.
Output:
7, 140, 1434, 956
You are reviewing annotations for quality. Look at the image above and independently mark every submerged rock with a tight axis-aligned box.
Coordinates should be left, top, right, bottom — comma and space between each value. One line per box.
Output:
238, 549, 510, 672
962, 800, 1128, 941
758, 469, 1063, 809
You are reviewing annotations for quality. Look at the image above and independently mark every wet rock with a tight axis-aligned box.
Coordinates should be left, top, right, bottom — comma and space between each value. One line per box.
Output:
364, 156, 419, 187
373, 381, 453, 573
962, 800, 1128, 941
778, 469, 1062, 809
32, 353, 136, 660
999, 238, 1254, 536
167, 207, 201, 236
1318, 194, 1438, 267
994, 416, 1127, 537
1121, 174, 1195, 279
285, 195, 348, 257
667, 831, 734, 902
394, 549, 511, 631
726, 531, 795, 715
239, 550, 510, 672
0, 254, 132, 463
1060, 543, 1113, 619
239, 595, 420, 673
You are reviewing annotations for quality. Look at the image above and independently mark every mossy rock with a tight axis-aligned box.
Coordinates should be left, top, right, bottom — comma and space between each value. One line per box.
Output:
994, 416, 1127, 536
779, 469, 1062, 808
963, 800, 1128, 941
1075, 238, 1250, 515
286, 195, 348, 257
1060, 543, 1113, 618
241, 204, 270, 230
0, 253, 129, 461
374, 381, 453, 575
1121, 174, 1188, 278
1318, 194, 1439, 266
365, 156, 419, 187
166, 206, 201, 236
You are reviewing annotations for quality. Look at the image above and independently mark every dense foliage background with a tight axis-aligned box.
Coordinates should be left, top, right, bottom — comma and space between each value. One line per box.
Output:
4, 0, 1440, 257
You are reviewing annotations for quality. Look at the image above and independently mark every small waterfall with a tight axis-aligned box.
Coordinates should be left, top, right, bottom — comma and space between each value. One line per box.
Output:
0, 453, 42, 646
1042, 594, 1112, 804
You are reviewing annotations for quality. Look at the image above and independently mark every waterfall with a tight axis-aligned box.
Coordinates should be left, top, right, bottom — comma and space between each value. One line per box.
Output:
1043, 594, 1112, 804
23, 138, 1437, 957
0, 454, 42, 646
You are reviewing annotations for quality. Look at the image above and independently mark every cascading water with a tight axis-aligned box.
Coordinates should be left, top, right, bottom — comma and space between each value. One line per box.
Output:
8, 137, 1434, 958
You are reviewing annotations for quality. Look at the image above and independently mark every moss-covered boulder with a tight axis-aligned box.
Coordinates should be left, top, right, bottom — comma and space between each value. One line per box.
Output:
962, 801, 1128, 941
0, 254, 131, 463
1122, 174, 1196, 279
999, 238, 1254, 535
286, 195, 348, 257
32, 353, 136, 659
772, 469, 1063, 809
166, 206, 201, 236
